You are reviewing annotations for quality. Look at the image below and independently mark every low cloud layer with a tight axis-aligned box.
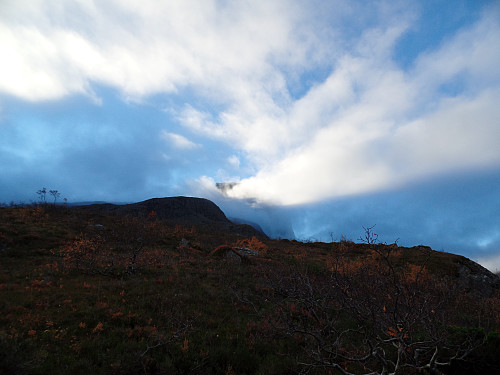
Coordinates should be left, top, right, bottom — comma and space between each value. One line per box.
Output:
219, 8, 500, 204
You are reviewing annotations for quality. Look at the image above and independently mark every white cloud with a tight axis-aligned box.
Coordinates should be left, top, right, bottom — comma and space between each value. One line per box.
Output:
160, 131, 199, 150
0, 24, 88, 100
227, 155, 240, 169
412, 9, 500, 93
0, 0, 306, 102
390, 90, 500, 177
222, 6, 500, 205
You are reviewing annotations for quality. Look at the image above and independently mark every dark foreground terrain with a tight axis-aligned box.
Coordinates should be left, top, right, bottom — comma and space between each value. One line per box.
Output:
1, 198, 499, 374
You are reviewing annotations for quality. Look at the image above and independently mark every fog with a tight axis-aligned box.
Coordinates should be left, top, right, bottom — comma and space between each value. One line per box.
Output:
209, 169, 500, 272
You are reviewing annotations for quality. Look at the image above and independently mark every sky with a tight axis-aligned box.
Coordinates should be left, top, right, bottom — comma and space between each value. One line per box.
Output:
1, 0, 500, 271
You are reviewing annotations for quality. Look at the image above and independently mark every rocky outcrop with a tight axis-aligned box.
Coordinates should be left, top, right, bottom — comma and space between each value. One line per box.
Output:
211, 245, 261, 264
215, 182, 239, 194
455, 257, 500, 297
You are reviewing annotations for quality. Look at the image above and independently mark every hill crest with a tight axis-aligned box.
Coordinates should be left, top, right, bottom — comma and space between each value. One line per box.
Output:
74, 196, 267, 239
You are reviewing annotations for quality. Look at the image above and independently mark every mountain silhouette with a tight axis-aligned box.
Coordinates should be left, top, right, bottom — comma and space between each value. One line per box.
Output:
74, 196, 268, 239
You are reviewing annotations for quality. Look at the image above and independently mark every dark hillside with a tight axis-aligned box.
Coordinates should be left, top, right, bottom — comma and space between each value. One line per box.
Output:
0, 202, 499, 375
76, 197, 229, 223
74, 196, 267, 239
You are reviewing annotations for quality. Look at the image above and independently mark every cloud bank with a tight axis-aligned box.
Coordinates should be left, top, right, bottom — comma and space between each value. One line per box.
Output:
2, 1, 499, 206
220, 6, 500, 205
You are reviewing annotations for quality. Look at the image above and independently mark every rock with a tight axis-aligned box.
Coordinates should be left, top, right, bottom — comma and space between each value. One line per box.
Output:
225, 250, 243, 264
234, 247, 260, 257
211, 245, 260, 264
456, 258, 500, 297
178, 238, 190, 248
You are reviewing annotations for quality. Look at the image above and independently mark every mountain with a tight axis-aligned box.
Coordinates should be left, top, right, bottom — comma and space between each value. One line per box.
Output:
228, 217, 266, 236
73, 196, 268, 239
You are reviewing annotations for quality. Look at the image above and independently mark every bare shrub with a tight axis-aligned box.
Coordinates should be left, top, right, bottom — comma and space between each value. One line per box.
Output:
258, 248, 497, 374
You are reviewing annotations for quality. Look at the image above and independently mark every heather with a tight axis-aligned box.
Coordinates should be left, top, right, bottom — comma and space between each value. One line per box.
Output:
1, 204, 499, 374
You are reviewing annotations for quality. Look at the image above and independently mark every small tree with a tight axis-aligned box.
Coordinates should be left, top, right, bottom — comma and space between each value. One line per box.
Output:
49, 190, 60, 204
358, 224, 379, 245
256, 248, 498, 375
36, 187, 47, 204
58, 216, 168, 276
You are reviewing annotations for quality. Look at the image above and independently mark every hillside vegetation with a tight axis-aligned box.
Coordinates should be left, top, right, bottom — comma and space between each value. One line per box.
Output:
0, 201, 499, 374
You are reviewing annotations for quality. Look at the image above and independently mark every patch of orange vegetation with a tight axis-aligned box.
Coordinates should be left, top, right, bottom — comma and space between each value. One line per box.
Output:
235, 236, 268, 254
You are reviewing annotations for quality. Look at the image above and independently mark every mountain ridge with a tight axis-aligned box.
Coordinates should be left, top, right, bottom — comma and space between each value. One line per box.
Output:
73, 196, 268, 239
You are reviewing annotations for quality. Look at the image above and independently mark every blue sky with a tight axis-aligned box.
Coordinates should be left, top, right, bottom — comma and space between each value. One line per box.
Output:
1, 0, 500, 271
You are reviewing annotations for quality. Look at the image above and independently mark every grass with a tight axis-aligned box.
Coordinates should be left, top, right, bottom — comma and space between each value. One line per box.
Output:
1, 205, 499, 374
0, 206, 282, 374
